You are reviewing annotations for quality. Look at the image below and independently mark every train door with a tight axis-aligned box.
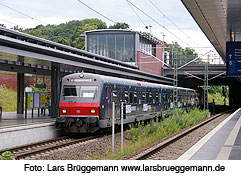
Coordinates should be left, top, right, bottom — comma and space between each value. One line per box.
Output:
119, 89, 124, 104
133, 91, 138, 116
105, 85, 112, 120
137, 90, 142, 115
159, 88, 162, 111
119, 89, 127, 122
112, 90, 120, 120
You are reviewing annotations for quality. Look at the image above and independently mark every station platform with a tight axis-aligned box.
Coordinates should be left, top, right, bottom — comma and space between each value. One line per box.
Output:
178, 108, 241, 160
0, 110, 54, 128
0, 110, 64, 150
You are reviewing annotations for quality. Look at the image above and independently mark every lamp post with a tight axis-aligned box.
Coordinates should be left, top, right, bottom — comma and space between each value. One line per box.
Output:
145, 25, 152, 37
160, 32, 165, 42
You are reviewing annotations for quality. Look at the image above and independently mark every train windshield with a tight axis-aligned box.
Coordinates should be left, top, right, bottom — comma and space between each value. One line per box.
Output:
80, 86, 98, 98
63, 85, 79, 97
63, 85, 98, 98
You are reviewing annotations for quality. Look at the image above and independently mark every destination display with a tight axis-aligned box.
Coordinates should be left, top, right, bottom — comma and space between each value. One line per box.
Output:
226, 41, 241, 76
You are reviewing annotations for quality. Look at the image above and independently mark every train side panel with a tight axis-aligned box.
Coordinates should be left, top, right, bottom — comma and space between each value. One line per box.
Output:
57, 73, 202, 133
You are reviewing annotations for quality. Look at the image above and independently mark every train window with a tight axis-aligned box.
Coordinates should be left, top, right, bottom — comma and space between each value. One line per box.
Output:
153, 93, 156, 104
146, 92, 149, 104
142, 92, 146, 103
156, 93, 159, 103
149, 93, 152, 104
80, 86, 98, 98
178, 95, 181, 102
130, 92, 134, 104
167, 94, 170, 103
134, 92, 137, 104
112, 91, 118, 104
63, 85, 79, 97
125, 91, 129, 104
166, 94, 169, 103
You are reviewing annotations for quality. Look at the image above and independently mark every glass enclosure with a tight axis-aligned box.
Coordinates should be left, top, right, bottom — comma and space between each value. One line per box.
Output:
87, 33, 135, 62
139, 36, 155, 55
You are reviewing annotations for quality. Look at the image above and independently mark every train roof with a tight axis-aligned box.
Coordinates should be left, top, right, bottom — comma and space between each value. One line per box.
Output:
63, 73, 197, 91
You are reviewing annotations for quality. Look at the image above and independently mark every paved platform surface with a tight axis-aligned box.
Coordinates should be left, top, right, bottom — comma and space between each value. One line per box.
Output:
178, 108, 241, 160
0, 110, 55, 128
0, 111, 63, 150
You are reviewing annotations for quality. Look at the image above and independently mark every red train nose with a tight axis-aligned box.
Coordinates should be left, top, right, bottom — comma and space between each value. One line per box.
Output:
59, 102, 99, 116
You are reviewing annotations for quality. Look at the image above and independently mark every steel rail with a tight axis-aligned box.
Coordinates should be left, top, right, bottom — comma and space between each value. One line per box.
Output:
0, 136, 69, 155
15, 135, 102, 160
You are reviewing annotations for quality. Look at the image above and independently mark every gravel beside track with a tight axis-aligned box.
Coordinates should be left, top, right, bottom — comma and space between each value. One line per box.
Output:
33, 113, 230, 160
34, 132, 128, 160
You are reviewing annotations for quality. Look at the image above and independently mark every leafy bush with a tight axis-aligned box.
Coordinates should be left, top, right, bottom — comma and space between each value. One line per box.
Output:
126, 108, 209, 144
0, 86, 17, 112
0, 151, 14, 160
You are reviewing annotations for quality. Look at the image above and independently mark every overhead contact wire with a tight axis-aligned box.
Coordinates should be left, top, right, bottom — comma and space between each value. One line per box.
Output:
148, 0, 199, 46
0, 2, 47, 25
77, 0, 117, 24
126, 0, 147, 27
126, 0, 189, 46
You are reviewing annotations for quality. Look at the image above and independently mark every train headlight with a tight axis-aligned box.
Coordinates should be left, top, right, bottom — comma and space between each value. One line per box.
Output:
79, 73, 84, 78
62, 109, 67, 114
90, 109, 95, 114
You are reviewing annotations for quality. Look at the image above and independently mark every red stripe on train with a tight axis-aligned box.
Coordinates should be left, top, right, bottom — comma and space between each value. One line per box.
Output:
59, 102, 99, 116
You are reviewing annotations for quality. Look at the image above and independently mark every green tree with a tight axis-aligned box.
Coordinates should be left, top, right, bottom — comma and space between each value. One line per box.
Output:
50, 36, 72, 46
72, 24, 98, 50
20, 18, 107, 50
109, 22, 130, 29
12, 25, 23, 32
209, 86, 222, 94
165, 42, 198, 63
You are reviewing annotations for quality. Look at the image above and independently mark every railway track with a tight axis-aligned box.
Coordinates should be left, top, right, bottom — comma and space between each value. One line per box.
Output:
126, 110, 235, 160
0, 135, 102, 160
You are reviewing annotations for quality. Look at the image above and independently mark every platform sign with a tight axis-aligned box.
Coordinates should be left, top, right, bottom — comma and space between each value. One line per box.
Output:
27, 92, 34, 109
26, 92, 46, 109
40, 93, 46, 108
34, 93, 40, 108
226, 41, 241, 76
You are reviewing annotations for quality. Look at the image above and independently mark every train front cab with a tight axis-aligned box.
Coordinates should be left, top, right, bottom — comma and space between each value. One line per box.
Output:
57, 73, 102, 133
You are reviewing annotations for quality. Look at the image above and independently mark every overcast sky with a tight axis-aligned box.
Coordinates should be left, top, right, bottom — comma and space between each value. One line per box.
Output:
0, 0, 219, 57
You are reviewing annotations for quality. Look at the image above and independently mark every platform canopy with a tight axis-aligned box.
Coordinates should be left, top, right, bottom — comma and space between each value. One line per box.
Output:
181, 0, 241, 61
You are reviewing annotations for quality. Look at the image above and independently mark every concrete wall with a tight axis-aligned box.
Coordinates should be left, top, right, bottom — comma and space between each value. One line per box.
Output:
0, 122, 65, 150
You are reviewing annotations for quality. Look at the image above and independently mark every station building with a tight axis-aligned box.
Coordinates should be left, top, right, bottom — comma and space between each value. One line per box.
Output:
85, 29, 164, 76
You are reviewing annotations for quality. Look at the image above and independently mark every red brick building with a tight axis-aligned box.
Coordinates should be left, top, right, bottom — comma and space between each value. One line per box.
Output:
85, 29, 164, 76
0, 73, 51, 91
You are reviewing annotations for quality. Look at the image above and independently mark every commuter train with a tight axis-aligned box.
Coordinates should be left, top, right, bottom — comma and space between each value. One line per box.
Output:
56, 73, 201, 133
